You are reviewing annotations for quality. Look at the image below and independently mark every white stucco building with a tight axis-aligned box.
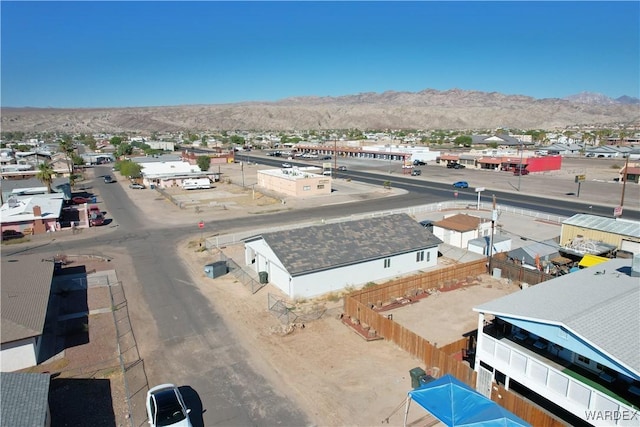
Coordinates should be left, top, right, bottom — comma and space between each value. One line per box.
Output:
244, 214, 442, 299
256, 166, 331, 197
432, 213, 492, 249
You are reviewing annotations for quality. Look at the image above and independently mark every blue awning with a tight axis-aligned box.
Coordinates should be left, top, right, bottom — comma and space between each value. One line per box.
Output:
404, 375, 530, 427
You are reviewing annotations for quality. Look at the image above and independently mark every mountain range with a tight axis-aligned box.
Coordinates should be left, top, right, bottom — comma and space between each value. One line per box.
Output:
1, 89, 638, 134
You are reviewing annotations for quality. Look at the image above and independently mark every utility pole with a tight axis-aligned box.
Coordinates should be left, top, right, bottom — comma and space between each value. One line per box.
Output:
618, 155, 630, 217
517, 140, 523, 191
334, 139, 337, 172
488, 195, 497, 273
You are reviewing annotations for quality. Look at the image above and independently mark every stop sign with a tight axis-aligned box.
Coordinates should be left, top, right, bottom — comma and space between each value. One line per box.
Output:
198, 221, 204, 229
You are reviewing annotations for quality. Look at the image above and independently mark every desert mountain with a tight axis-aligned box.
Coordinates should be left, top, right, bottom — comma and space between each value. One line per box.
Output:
1, 89, 639, 134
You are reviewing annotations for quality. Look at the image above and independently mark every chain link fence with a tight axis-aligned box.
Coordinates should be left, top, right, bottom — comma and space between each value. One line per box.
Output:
267, 293, 327, 325
107, 276, 149, 427
210, 249, 265, 294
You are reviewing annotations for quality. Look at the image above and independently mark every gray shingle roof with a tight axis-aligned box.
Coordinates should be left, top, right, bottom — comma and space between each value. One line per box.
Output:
1, 254, 54, 343
475, 258, 640, 374
0, 372, 50, 427
563, 214, 640, 239
248, 214, 442, 276
507, 239, 560, 265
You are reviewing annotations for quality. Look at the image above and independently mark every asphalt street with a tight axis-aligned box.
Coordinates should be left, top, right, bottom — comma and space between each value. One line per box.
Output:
3, 158, 638, 427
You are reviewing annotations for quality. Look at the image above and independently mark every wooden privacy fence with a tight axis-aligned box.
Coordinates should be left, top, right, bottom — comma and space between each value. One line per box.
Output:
344, 297, 477, 386
343, 260, 563, 426
349, 259, 487, 306
438, 337, 470, 358
491, 384, 565, 427
490, 257, 554, 286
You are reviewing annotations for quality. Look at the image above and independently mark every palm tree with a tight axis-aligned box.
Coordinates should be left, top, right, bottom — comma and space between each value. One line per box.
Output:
36, 163, 55, 193
59, 136, 74, 175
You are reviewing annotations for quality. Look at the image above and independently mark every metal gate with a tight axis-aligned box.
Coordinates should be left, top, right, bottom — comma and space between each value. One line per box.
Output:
476, 365, 493, 398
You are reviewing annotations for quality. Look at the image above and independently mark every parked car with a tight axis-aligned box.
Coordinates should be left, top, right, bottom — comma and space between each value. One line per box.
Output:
129, 183, 145, 189
2, 230, 24, 241
419, 220, 433, 231
88, 205, 104, 226
337, 166, 347, 171
411, 169, 422, 176
514, 168, 530, 176
104, 175, 114, 183
453, 181, 469, 189
72, 196, 91, 204
281, 163, 292, 168
146, 384, 193, 427
447, 163, 465, 169
413, 160, 426, 166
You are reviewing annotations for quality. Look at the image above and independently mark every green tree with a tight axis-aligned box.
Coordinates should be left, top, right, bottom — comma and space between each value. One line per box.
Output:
71, 153, 84, 165
36, 163, 55, 193
116, 143, 133, 157
110, 136, 123, 146
118, 160, 142, 178
58, 137, 75, 175
85, 134, 97, 150
197, 156, 211, 171
453, 135, 472, 147
230, 135, 245, 145
201, 135, 208, 147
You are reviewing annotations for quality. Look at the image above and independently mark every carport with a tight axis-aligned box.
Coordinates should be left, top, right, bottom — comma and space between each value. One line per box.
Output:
403, 375, 530, 427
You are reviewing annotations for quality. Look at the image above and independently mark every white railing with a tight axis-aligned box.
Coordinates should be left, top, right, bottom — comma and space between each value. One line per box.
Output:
477, 334, 638, 426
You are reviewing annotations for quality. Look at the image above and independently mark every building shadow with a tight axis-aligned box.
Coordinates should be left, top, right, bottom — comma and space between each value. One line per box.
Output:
49, 377, 116, 427
39, 265, 90, 362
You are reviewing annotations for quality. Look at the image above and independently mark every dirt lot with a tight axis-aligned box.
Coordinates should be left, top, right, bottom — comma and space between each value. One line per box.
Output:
21, 156, 619, 426
174, 239, 519, 427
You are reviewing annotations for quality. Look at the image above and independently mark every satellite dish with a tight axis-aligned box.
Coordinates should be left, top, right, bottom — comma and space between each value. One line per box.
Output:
7, 197, 18, 208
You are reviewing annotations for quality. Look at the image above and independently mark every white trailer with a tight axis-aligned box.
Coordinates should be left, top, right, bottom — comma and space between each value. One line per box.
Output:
182, 178, 211, 190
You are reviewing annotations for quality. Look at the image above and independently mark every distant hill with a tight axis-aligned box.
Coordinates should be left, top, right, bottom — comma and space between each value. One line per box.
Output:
2, 89, 639, 133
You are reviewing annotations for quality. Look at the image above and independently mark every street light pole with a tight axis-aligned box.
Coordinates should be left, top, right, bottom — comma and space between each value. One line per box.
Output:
517, 140, 523, 191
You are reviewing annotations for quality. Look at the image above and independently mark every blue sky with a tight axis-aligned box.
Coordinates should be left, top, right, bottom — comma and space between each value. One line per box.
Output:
1, 1, 638, 108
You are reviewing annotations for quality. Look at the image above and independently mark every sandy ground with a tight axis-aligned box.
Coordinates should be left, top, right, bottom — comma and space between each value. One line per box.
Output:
112, 158, 562, 426
149, 160, 525, 425
23, 156, 616, 426
177, 241, 520, 427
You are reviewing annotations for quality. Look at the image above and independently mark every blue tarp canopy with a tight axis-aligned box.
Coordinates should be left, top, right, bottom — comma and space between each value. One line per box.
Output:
403, 375, 531, 427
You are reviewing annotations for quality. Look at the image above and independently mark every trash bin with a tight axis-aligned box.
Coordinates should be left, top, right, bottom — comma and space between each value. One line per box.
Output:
150, 184, 156, 190
259, 271, 268, 284
409, 367, 427, 389
91, 196, 97, 203
204, 261, 228, 279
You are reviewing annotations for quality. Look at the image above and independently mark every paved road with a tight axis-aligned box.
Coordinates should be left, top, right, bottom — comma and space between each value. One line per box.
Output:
4, 158, 638, 427
7, 167, 311, 427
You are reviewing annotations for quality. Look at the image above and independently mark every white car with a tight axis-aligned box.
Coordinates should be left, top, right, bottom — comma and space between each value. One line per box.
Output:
281, 162, 292, 168
146, 384, 193, 427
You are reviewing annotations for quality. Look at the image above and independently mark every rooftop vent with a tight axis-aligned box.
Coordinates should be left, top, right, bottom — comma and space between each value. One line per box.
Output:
7, 197, 19, 208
